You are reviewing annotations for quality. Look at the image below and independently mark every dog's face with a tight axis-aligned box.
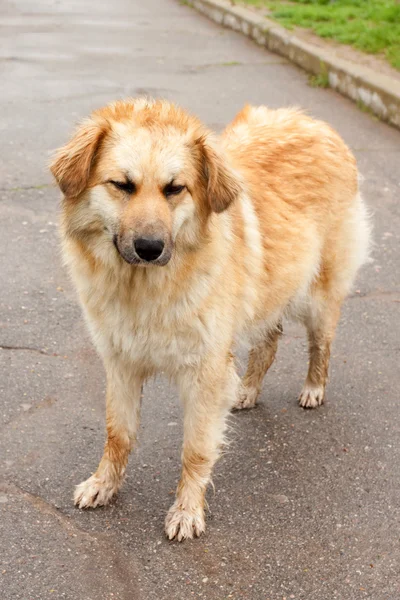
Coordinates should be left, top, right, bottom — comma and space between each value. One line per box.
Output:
51, 99, 241, 266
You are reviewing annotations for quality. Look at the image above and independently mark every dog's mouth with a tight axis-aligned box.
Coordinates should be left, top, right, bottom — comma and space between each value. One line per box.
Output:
113, 234, 172, 266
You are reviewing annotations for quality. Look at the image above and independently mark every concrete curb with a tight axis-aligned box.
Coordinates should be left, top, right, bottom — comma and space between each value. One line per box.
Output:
191, 0, 400, 129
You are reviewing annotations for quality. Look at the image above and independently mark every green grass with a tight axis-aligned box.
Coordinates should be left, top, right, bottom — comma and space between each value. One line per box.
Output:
308, 66, 330, 87
357, 98, 378, 118
240, 0, 400, 70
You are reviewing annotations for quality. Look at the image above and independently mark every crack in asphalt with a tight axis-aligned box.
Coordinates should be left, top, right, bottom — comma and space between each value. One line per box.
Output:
0, 479, 83, 535
0, 184, 53, 192
0, 479, 141, 599
349, 290, 400, 301
1, 478, 120, 545
1, 395, 58, 429
0, 345, 63, 357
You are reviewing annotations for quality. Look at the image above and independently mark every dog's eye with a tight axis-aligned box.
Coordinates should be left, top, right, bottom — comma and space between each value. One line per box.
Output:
109, 180, 136, 194
164, 183, 185, 197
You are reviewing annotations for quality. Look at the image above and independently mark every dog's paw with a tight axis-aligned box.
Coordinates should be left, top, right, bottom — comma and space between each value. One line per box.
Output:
74, 475, 118, 509
299, 384, 325, 409
165, 501, 205, 541
232, 385, 258, 410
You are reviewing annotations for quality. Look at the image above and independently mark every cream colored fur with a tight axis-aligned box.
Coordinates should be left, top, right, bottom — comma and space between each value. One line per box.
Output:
51, 99, 370, 540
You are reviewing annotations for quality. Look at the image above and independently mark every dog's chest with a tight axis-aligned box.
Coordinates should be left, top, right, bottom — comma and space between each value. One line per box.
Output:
83, 271, 216, 373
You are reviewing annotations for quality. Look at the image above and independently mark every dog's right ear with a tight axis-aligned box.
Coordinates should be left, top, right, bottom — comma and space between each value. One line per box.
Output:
50, 116, 108, 198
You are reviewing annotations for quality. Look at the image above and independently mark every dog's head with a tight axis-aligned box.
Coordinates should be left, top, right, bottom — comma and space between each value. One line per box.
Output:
51, 99, 242, 266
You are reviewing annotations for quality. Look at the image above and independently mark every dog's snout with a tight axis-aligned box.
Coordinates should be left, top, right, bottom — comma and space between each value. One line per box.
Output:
134, 237, 165, 262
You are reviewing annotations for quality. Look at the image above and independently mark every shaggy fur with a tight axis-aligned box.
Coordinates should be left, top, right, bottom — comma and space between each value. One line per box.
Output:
51, 99, 370, 540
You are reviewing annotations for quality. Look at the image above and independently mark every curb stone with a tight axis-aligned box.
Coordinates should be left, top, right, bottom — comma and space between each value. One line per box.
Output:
190, 0, 400, 129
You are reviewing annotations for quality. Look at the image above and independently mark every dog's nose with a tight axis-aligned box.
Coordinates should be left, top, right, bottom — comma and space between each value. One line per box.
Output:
134, 237, 165, 262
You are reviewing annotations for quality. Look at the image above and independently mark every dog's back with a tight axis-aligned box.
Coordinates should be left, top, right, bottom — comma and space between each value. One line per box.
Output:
224, 105, 370, 301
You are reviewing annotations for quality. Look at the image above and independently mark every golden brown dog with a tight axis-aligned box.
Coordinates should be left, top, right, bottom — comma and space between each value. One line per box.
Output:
51, 99, 370, 540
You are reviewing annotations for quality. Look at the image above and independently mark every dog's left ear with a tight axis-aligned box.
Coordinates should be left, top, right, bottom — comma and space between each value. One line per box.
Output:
196, 135, 242, 213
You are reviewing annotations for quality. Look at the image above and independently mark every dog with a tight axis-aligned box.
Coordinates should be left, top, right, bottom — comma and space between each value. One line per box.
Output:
50, 99, 370, 541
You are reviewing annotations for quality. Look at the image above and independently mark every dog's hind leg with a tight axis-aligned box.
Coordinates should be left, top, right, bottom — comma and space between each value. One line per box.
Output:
299, 193, 371, 408
298, 296, 341, 409
165, 355, 234, 541
234, 322, 282, 410
74, 358, 144, 508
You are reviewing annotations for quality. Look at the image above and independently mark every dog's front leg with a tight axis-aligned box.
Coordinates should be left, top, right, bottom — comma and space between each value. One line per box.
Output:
165, 357, 233, 541
74, 357, 144, 509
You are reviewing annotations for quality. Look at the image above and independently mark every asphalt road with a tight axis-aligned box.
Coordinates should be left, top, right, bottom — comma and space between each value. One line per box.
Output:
1, 1, 400, 599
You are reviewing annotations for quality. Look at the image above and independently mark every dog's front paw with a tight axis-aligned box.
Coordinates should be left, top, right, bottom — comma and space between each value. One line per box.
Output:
232, 384, 259, 410
74, 474, 119, 509
165, 501, 205, 541
299, 384, 325, 409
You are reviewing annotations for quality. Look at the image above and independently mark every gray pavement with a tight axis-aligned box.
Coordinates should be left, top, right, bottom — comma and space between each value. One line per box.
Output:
0, 1, 399, 598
